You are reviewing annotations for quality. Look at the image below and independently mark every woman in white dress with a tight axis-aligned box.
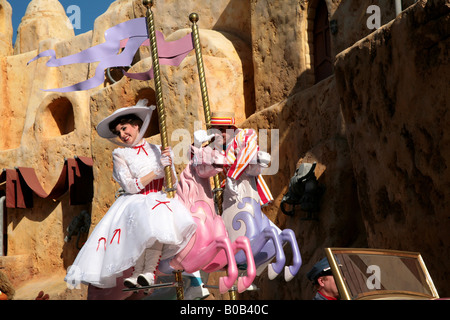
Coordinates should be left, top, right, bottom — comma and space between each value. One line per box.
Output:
65, 100, 197, 290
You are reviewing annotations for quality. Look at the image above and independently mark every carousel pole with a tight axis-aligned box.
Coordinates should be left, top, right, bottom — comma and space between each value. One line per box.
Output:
143, 0, 174, 198
190, 13, 238, 301
189, 13, 223, 215
142, 0, 183, 300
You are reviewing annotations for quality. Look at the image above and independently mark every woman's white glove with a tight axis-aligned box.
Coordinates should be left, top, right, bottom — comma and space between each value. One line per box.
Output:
257, 151, 271, 167
160, 146, 173, 167
160, 155, 172, 167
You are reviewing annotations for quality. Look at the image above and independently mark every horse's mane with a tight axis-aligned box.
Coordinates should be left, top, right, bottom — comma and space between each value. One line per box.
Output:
176, 145, 221, 210
177, 164, 202, 209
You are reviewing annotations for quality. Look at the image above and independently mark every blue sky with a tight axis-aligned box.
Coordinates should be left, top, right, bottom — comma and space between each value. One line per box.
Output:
9, 0, 113, 44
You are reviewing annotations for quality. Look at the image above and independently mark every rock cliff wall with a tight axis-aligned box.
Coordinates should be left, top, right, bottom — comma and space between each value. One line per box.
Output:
334, 0, 450, 297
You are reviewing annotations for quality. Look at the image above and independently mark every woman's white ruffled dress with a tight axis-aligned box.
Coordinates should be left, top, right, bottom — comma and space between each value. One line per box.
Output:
65, 141, 196, 289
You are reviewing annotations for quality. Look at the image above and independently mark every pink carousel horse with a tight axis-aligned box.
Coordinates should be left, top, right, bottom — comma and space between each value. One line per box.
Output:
158, 145, 256, 294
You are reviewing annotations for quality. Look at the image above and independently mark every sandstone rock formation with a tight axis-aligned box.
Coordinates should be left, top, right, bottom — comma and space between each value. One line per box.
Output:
13, 0, 74, 54
241, 0, 450, 299
334, 0, 450, 296
0, 0, 12, 56
0, 0, 448, 300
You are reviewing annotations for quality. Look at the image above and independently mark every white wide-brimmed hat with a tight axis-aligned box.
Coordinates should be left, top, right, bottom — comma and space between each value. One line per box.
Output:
96, 99, 156, 147
96, 99, 156, 139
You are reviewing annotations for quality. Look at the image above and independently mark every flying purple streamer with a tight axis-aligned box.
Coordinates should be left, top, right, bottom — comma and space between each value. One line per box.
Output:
123, 31, 194, 81
28, 17, 194, 92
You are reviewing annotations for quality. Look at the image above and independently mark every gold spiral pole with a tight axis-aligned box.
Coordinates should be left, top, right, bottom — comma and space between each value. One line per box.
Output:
143, 0, 174, 198
189, 13, 223, 215
143, 0, 183, 300
174, 270, 184, 300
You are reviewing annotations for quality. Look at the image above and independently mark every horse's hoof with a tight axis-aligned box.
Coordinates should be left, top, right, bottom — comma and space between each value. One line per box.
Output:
219, 277, 230, 294
268, 264, 279, 280
284, 266, 295, 282
237, 277, 249, 293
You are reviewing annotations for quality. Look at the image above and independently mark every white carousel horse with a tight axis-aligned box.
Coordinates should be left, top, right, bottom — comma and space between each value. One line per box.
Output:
158, 145, 256, 294
223, 192, 302, 281
221, 130, 302, 281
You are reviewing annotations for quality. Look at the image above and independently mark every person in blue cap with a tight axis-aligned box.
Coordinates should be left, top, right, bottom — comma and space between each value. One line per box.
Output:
307, 257, 340, 300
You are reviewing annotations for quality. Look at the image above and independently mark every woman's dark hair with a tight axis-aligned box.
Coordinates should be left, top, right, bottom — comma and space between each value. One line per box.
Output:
109, 114, 143, 135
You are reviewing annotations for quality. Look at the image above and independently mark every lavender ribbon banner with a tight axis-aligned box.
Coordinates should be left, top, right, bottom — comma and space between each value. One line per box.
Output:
122, 30, 194, 81
28, 17, 194, 92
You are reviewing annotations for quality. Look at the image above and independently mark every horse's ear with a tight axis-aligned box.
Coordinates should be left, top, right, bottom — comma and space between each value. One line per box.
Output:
191, 144, 199, 153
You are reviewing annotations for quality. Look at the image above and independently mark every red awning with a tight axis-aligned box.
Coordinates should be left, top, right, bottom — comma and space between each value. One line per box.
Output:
0, 157, 93, 209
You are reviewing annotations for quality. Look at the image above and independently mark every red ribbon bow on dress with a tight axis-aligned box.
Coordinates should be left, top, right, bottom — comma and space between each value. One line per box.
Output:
133, 143, 148, 156
152, 200, 172, 212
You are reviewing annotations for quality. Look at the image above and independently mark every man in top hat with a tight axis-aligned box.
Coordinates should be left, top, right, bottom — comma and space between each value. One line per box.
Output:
206, 111, 273, 206
307, 257, 340, 300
